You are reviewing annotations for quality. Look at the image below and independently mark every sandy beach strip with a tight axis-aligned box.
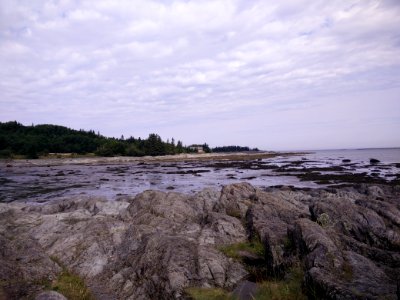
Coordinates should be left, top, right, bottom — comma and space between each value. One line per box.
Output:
0, 151, 306, 167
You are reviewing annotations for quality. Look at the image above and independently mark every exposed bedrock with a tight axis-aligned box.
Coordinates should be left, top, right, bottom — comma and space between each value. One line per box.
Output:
0, 183, 399, 299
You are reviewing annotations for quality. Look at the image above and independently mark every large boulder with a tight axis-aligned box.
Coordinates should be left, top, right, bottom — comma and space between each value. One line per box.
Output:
291, 218, 397, 299
244, 187, 310, 277
35, 291, 67, 300
97, 189, 248, 299
310, 195, 400, 251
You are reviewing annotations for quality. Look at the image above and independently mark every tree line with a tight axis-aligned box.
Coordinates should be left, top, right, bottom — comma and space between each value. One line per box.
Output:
0, 121, 190, 158
212, 145, 259, 152
0, 121, 260, 159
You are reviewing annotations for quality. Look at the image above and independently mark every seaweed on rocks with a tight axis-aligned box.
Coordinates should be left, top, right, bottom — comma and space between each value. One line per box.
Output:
297, 171, 400, 186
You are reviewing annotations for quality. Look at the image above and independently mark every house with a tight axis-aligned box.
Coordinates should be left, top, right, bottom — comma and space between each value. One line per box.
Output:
189, 145, 205, 153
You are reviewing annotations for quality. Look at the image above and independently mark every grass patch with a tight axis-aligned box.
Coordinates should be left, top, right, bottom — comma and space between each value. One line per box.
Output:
185, 287, 232, 300
49, 256, 94, 300
219, 239, 266, 281
254, 267, 306, 300
218, 238, 267, 282
316, 213, 331, 228
186, 267, 307, 300
45, 153, 97, 159
219, 239, 264, 260
52, 269, 94, 300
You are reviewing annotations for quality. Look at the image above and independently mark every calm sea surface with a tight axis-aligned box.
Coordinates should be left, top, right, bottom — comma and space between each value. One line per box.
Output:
303, 148, 400, 164
272, 148, 399, 180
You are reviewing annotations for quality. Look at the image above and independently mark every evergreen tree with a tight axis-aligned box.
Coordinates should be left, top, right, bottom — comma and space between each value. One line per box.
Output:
145, 134, 166, 156
176, 141, 183, 153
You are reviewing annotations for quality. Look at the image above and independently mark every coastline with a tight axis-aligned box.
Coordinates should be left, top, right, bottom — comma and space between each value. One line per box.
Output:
1, 149, 399, 299
1, 149, 399, 204
0, 151, 305, 167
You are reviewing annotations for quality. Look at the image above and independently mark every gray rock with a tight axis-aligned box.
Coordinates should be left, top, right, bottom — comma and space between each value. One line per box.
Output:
35, 291, 67, 300
244, 188, 310, 276
292, 218, 397, 299
0, 232, 61, 299
0, 183, 398, 299
96, 188, 248, 299
232, 280, 258, 300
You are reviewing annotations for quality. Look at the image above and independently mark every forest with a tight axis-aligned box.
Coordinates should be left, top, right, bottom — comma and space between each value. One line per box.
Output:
0, 121, 191, 158
0, 121, 258, 159
212, 145, 259, 152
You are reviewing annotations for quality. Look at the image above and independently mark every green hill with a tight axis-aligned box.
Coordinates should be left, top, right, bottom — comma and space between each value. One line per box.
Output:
0, 121, 188, 159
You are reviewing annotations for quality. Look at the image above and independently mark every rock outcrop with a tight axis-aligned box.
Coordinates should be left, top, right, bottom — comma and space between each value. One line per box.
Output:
0, 183, 399, 299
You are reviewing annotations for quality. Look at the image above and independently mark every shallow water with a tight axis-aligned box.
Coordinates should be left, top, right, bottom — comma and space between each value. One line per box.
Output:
306, 148, 400, 163
0, 148, 399, 203
0, 160, 318, 202
275, 148, 400, 180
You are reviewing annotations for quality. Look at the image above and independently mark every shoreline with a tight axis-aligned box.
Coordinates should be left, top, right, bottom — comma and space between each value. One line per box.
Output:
1, 150, 398, 203
0, 151, 306, 167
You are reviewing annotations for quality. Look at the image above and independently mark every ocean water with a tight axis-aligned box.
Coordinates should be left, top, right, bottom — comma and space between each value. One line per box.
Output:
268, 148, 400, 181
303, 148, 400, 164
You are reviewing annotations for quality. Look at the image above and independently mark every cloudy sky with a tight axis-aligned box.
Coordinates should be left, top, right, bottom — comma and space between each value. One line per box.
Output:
1, 0, 399, 150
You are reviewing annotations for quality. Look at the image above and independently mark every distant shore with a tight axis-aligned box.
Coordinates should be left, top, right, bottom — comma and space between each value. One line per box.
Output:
0, 151, 306, 167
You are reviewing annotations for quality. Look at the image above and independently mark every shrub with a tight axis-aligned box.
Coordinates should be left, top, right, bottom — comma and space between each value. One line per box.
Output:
219, 239, 264, 260
125, 144, 145, 156
95, 140, 126, 157
316, 213, 330, 228
0, 149, 12, 158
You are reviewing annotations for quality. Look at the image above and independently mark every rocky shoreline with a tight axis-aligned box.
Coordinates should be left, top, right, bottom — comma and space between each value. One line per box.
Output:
0, 152, 292, 167
2, 152, 399, 203
1, 182, 399, 299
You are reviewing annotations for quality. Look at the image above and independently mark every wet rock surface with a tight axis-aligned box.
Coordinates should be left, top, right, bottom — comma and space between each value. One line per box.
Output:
1, 150, 399, 203
0, 182, 399, 299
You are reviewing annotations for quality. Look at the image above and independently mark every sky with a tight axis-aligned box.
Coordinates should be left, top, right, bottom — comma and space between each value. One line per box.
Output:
1, 0, 400, 150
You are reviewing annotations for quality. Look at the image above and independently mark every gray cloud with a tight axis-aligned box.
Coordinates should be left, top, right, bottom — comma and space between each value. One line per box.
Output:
0, 0, 399, 149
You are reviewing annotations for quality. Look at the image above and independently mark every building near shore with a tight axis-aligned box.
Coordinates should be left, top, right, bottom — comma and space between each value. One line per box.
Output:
189, 145, 205, 153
